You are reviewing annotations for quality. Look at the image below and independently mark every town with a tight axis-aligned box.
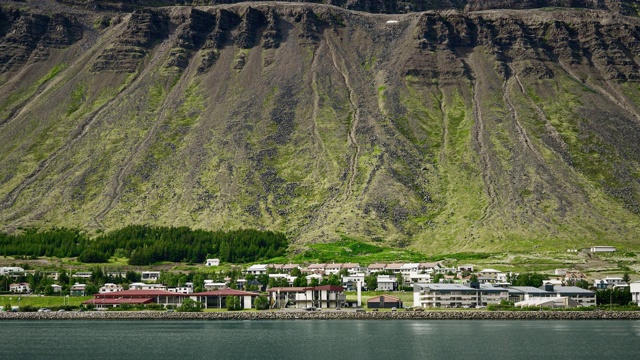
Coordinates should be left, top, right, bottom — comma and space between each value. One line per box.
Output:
2, 256, 638, 312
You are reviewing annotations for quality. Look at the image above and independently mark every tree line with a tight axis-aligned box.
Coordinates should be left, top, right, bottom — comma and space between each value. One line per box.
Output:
0, 226, 288, 265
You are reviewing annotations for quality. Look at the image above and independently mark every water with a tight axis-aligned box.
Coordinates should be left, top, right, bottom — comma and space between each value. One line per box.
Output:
1, 320, 639, 360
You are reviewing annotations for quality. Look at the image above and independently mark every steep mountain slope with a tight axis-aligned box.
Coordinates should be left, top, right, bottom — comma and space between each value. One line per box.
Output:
1, 0, 639, 253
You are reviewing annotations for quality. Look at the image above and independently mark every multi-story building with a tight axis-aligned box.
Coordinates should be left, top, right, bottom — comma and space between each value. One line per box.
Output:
413, 283, 508, 308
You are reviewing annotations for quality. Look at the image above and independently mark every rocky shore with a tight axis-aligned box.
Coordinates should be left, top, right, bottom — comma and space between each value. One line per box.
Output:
2, 310, 640, 321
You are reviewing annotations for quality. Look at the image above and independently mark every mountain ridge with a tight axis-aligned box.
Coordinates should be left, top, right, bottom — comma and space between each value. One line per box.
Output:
1, 0, 639, 253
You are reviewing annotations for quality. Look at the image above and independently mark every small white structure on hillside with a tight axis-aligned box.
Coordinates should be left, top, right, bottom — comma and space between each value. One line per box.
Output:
206, 259, 220, 267
590, 246, 616, 253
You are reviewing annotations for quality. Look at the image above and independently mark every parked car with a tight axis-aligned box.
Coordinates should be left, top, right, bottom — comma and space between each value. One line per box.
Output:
391, 307, 397, 312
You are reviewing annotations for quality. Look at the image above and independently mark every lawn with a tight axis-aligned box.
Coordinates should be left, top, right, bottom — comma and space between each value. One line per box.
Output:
0, 295, 91, 308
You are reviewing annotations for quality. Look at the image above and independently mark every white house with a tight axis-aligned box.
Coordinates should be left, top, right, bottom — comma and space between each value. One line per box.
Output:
342, 273, 365, 290
129, 282, 167, 291
413, 283, 508, 308
593, 277, 627, 289
590, 246, 616, 253
245, 264, 268, 275
204, 280, 227, 291
0, 267, 25, 277
631, 281, 640, 304
141, 271, 161, 282
9, 283, 31, 293
99, 283, 124, 293
400, 263, 420, 276
169, 282, 193, 294
205, 259, 220, 267
70, 283, 87, 296
324, 263, 343, 275
72, 272, 92, 279
268, 273, 296, 286
51, 284, 62, 293
377, 275, 398, 291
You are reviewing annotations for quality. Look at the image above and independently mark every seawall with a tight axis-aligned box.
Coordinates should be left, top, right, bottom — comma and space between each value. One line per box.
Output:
2, 310, 640, 320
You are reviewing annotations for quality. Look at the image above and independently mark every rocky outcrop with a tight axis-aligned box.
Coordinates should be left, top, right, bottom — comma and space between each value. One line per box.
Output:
197, 8, 240, 72
235, 7, 266, 49
91, 9, 169, 72
165, 8, 216, 70
0, 9, 83, 73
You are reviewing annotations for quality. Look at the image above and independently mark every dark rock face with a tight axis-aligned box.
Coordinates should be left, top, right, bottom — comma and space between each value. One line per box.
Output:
0, 9, 83, 73
405, 11, 640, 82
166, 8, 216, 69
91, 9, 169, 72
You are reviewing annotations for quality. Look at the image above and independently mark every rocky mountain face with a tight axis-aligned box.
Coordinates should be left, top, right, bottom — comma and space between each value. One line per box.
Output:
1, 0, 639, 253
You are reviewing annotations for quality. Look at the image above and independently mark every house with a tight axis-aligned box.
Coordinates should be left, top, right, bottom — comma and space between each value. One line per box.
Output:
192, 289, 259, 309
377, 275, 398, 291
413, 283, 508, 308
129, 282, 167, 291
168, 282, 193, 294
245, 264, 268, 275
51, 284, 62, 293
324, 263, 343, 275
282, 264, 301, 274
342, 263, 363, 275
400, 263, 420, 276
593, 277, 626, 289
590, 246, 616, 253
408, 272, 431, 285
367, 263, 387, 274
1, 267, 25, 277
43, 271, 60, 280
72, 272, 92, 279
419, 262, 442, 273
268, 285, 345, 309
631, 281, 640, 304
478, 269, 501, 280
342, 273, 365, 291
106, 272, 127, 278
9, 283, 31, 293
305, 274, 323, 283
141, 271, 161, 282
367, 295, 403, 309
457, 265, 474, 273
305, 263, 326, 275
385, 263, 404, 274
99, 283, 124, 293
268, 273, 296, 286
205, 259, 220, 267
204, 280, 227, 291
70, 283, 87, 296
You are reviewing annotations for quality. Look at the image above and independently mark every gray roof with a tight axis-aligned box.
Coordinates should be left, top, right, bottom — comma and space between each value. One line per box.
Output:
508, 286, 552, 295
552, 286, 595, 295
415, 283, 477, 293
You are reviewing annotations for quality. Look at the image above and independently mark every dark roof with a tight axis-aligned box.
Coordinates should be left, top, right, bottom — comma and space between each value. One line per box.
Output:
367, 295, 402, 303
313, 285, 344, 292
83, 298, 154, 305
95, 290, 181, 298
267, 287, 311, 293
192, 289, 260, 297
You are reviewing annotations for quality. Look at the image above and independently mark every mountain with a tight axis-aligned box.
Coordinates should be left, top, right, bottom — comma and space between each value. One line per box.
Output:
1, 0, 639, 253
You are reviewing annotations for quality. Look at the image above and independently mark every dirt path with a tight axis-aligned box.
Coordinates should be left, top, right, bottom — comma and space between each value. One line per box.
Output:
325, 33, 360, 201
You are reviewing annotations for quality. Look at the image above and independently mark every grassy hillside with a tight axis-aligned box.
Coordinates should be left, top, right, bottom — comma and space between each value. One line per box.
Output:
0, 2, 639, 254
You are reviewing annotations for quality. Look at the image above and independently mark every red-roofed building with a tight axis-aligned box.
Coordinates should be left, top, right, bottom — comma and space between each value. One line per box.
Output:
367, 295, 403, 309
83, 290, 187, 309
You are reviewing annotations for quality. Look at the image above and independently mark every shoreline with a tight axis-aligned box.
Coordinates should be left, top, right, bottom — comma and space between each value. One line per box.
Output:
2, 310, 640, 320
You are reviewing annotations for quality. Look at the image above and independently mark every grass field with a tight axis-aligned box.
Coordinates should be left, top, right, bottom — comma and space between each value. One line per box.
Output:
0, 295, 91, 308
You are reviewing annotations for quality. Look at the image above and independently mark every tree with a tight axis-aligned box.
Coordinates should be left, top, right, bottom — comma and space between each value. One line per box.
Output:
365, 275, 377, 291
226, 296, 242, 311
623, 273, 631, 284
293, 276, 307, 287
470, 274, 478, 282
177, 298, 203, 312
433, 273, 444, 284
254, 295, 269, 310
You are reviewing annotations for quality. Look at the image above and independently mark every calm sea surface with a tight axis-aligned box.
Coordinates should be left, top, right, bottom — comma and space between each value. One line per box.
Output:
1, 320, 639, 360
